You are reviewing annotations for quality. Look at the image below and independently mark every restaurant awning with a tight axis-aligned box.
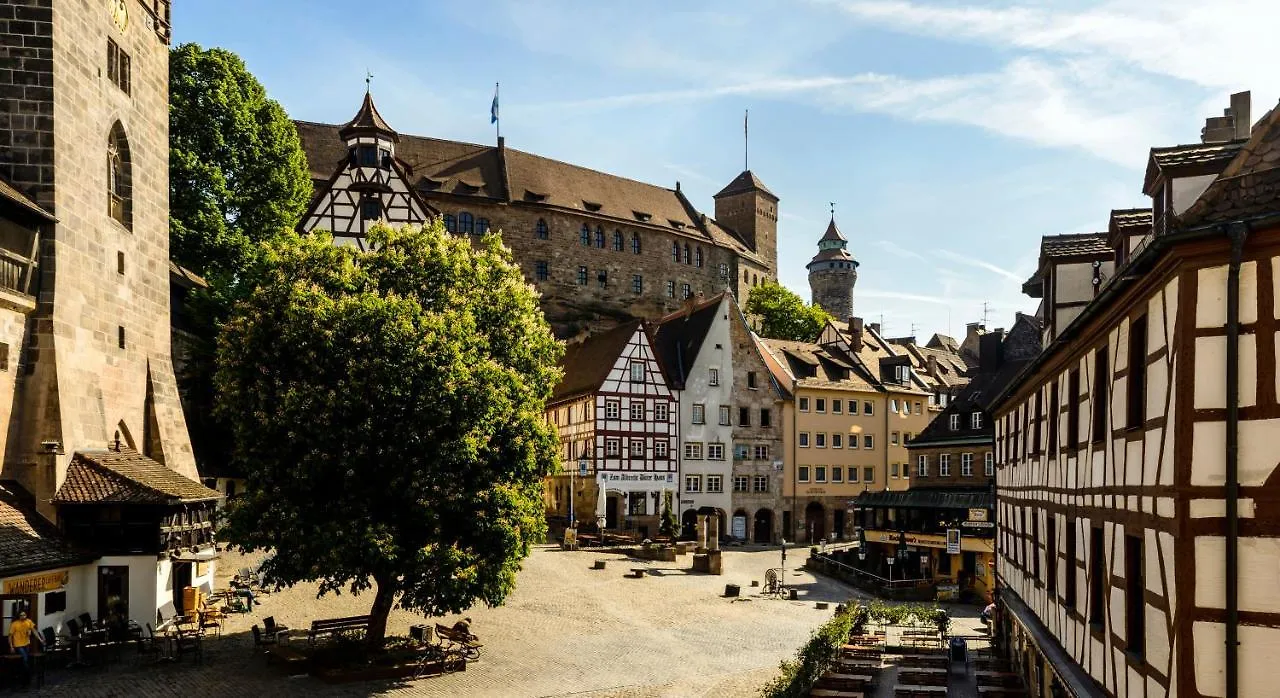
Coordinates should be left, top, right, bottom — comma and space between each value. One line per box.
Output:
854, 488, 992, 511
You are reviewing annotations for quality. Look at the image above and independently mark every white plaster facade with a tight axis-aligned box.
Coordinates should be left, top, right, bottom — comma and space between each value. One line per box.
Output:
675, 295, 734, 528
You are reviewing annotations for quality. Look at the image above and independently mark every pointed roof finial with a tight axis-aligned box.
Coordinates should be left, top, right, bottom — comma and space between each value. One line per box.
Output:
365, 69, 373, 93
829, 201, 836, 219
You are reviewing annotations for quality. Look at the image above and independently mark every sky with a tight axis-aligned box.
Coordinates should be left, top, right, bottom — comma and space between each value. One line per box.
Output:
174, 0, 1278, 342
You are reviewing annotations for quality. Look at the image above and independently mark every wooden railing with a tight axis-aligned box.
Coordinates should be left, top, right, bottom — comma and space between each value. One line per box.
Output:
0, 248, 32, 295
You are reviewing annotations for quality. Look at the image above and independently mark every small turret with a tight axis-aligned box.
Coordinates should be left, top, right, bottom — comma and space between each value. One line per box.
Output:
339, 90, 398, 167
807, 213, 858, 320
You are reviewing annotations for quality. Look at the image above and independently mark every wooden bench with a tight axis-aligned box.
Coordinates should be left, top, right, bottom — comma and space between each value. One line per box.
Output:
895, 654, 947, 669
265, 644, 308, 667
973, 657, 1014, 672
894, 685, 947, 698
629, 568, 647, 578
841, 644, 882, 660
307, 615, 371, 646
809, 689, 864, 697
833, 659, 880, 672
975, 670, 1023, 688
899, 668, 947, 687
977, 687, 1028, 696
435, 624, 483, 660
816, 673, 873, 692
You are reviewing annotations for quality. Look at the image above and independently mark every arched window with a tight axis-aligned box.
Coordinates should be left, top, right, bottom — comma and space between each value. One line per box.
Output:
581, 224, 591, 246
536, 219, 549, 240
744, 269, 750, 282
107, 121, 131, 229
459, 212, 474, 234
632, 233, 641, 254
671, 242, 680, 262
476, 217, 490, 234
612, 229, 623, 251
443, 214, 457, 232
594, 226, 605, 248
695, 247, 703, 268
683, 244, 691, 265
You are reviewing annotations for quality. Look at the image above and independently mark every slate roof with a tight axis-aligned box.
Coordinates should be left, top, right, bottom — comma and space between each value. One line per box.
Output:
0, 481, 96, 577
54, 448, 221, 504
1110, 208, 1153, 231
551, 320, 644, 402
1180, 102, 1280, 229
1143, 140, 1246, 193
651, 295, 724, 390
760, 338, 879, 392
338, 91, 397, 141
714, 170, 777, 201
1040, 232, 1111, 259
854, 487, 992, 510
0, 176, 54, 223
927, 333, 959, 353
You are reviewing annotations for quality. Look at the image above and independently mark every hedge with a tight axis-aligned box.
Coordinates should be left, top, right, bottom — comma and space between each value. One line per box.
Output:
758, 603, 857, 697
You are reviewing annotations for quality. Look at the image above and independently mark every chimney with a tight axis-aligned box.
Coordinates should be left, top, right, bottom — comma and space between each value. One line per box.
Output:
497, 135, 505, 150
926, 354, 938, 378
1231, 91, 1252, 139
848, 317, 864, 348
978, 329, 1006, 371
1202, 91, 1252, 143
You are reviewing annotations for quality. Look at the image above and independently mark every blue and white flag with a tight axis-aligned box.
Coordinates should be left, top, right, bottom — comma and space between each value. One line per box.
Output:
490, 83, 499, 124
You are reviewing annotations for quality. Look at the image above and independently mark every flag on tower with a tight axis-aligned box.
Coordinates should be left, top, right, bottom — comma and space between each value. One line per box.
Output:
490, 83, 499, 124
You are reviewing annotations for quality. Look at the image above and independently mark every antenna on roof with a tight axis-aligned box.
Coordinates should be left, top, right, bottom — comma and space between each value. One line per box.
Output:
743, 109, 749, 171
910, 322, 918, 339
982, 301, 990, 326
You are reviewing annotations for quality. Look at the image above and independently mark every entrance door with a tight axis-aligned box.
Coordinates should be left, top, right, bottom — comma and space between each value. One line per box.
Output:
681, 509, 697, 539
605, 496, 619, 529
805, 502, 825, 542
753, 509, 773, 544
782, 510, 792, 542
833, 510, 846, 540
173, 562, 193, 615
97, 566, 129, 626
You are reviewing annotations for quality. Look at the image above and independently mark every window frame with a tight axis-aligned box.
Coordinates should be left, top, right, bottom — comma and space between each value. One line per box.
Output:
629, 360, 646, 383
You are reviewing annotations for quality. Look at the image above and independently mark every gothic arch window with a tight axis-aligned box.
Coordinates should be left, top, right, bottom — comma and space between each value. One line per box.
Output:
683, 244, 691, 265
632, 233, 641, 254
695, 247, 703, 268
107, 121, 132, 229
594, 226, 605, 248
581, 224, 591, 246
612, 229, 623, 251
671, 242, 680, 262
443, 214, 457, 232
459, 212, 474, 234
536, 219, 549, 240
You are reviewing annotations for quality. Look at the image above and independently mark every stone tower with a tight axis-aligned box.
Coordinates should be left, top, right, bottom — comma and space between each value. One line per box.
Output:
713, 170, 778, 276
807, 215, 859, 320
0, 0, 195, 516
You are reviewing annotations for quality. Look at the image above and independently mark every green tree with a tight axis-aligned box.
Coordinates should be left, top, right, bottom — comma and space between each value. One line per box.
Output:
745, 282, 834, 342
215, 221, 563, 649
169, 42, 312, 279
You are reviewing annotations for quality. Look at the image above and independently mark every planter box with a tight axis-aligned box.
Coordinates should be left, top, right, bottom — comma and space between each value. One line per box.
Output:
313, 657, 466, 684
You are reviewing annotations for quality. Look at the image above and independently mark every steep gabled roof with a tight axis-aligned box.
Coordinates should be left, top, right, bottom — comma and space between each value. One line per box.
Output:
54, 448, 220, 504
338, 91, 398, 141
0, 482, 97, 577
713, 170, 777, 201
1142, 140, 1245, 194
651, 294, 725, 390
551, 320, 643, 402
1040, 232, 1111, 259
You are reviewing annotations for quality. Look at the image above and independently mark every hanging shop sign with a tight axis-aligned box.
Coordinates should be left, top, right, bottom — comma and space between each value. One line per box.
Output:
3, 570, 69, 594
946, 529, 961, 555
967, 508, 989, 522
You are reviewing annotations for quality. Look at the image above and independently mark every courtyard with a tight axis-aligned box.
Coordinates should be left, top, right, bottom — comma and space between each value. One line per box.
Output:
22, 545, 983, 697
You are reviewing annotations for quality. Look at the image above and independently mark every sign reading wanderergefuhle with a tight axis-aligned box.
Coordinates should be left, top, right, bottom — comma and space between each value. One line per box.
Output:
3, 570, 69, 594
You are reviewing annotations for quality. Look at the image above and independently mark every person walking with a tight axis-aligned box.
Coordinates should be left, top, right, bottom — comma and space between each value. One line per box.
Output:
8, 610, 42, 669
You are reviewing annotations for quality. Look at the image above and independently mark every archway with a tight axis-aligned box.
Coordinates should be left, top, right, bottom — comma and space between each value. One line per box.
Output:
753, 509, 774, 544
681, 509, 698, 540
804, 501, 825, 543
731, 509, 749, 540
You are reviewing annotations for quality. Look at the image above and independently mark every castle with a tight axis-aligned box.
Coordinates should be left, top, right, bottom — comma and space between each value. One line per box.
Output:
294, 91, 779, 337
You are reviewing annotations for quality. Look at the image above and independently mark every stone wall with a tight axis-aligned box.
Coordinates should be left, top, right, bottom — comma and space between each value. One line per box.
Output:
910, 443, 993, 487
0, 0, 54, 212
727, 299, 785, 543
809, 265, 857, 321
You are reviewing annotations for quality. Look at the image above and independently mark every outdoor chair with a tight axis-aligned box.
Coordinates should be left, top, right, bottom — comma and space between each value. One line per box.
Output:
135, 624, 162, 663
197, 611, 221, 637
251, 625, 278, 649
263, 616, 289, 641
175, 630, 202, 665
40, 628, 71, 667
77, 613, 94, 630
65, 618, 82, 638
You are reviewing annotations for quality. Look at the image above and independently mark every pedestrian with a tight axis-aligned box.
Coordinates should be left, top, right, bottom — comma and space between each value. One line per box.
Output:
452, 617, 473, 639
8, 610, 42, 669
981, 602, 996, 627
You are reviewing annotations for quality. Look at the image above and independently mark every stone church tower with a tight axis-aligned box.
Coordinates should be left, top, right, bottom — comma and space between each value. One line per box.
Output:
807, 215, 859, 320
713, 170, 778, 277
0, 0, 196, 516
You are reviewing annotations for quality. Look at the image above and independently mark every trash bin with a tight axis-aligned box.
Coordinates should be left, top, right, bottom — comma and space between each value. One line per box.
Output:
725, 584, 740, 597
949, 636, 967, 662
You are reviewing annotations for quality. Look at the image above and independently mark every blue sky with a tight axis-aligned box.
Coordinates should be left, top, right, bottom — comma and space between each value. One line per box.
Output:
174, 0, 1275, 341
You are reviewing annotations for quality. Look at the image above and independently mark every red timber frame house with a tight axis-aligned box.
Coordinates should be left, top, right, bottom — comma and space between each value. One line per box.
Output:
544, 320, 678, 539
991, 92, 1280, 698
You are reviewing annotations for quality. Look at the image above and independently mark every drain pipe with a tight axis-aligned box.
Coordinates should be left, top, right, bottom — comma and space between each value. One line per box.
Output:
1225, 221, 1248, 698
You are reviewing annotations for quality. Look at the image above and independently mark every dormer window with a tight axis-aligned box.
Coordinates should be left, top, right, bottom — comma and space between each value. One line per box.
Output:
633, 211, 652, 222
583, 201, 602, 212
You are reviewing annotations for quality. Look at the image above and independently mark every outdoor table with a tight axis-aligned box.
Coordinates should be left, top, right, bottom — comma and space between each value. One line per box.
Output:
894, 686, 947, 697
975, 670, 1023, 687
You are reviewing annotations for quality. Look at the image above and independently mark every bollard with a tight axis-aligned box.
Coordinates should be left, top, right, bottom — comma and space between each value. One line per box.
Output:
724, 584, 741, 598
788, 588, 799, 600
593, 560, 607, 570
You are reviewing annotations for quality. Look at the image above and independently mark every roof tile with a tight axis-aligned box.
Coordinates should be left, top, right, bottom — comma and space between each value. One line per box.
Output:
54, 448, 220, 504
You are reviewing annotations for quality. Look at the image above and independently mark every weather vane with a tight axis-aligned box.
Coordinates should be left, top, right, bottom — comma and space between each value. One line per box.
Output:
829, 201, 836, 217
365, 69, 373, 92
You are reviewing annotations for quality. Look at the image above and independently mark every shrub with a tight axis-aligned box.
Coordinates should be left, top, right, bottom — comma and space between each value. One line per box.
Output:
759, 603, 858, 697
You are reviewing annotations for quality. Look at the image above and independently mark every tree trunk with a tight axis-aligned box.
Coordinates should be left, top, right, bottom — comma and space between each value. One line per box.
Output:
365, 577, 396, 650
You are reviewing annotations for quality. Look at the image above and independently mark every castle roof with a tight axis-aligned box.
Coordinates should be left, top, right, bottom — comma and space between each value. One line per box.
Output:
819, 216, 846, 243
714, 169, 777, 201
54, 447, 220, 504
338, 91, 397, 142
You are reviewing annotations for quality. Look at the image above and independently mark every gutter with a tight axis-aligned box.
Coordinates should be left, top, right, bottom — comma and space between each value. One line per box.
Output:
1225, 221, 1248, 698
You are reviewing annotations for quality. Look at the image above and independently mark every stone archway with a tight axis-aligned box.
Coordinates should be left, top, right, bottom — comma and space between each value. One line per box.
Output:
681, 509, 698, 540
731, 509, 749, 541
753, 508, 774, 544
805, 501, 825, 542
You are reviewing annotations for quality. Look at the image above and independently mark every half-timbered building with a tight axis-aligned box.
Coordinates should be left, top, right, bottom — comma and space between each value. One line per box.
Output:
992, 92, 1280, 697
545, 320, 678, 538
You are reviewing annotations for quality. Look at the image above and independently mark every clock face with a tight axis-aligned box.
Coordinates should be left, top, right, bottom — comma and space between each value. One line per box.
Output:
110, 0, 129, 33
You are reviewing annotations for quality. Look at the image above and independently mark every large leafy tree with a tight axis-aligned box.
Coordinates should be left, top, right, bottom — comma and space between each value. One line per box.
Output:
215, 221, 563, 649
169, 42, 312, 279
745, 282, 834, 342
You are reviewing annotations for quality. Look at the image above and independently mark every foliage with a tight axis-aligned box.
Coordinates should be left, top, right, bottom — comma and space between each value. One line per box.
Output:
169, 42, 312, 282
744, 282, 834, 343
659, 491, 678, 538
863, 601, 949, 631
759, 603, 858, 697
215, 221, 563, 648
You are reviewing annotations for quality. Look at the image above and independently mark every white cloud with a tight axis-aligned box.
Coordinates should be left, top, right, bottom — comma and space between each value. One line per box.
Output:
934, 250, 1027, 283
875, 240, 927, 262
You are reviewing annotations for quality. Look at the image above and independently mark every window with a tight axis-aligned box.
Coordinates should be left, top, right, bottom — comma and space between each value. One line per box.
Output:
816, 398, 826, 413
939, 454, 951, 476
632, 275, 643, 294
666, 281, 676, 298
1047, 516, 1058, 594
949, 414, 960, 431
672, 242, 680, 262
914, 401, 922, 414
630, 361, 645, 383
961, 453, 973, 476
847, 399, 858, 414
655, 440, 668, 457
577, 266, 588, 285
917, 455, 928, 477
683, 244, 691, 265
655, 403, 669, 422
630, 438, 645, 457
815, 433, 826, 448
985, 452, 994, 476
849, 467, 859, 482
1089, 526, 1105, 628
708, 443, 724, 460
890, 399, 898, 413
760, 409, 771, 427
891, 432, 899, 446
708, 368, 720, 386
1125, 532, 1144, 655
630, 402, 644, 420
718, 263, 728, 280
107, 122, 131, 228
581, 224, 591, 246
1065, 520, 1078, 608
458, 212, 474, 234
734, 443, 750, 460
1092, 346, 1109, 442
814, 466, 827, 483
355, 145, 378, 167
597, 270, 608, 289
1033, 390, 1043, 454
107, 38, 131, 94
695, 247, 703, 267
44, 590, 67, 614
594, 226, 605, 248
863, 435, 873, 449
685, 475, 701, 492
444, 214, 457, 232
733, 476, 748, 492
706, 474, 723, 492
1067, 370, 1081, 449
692, 404, 705, 424
684, 442, 703, 459
631, 233, 641, 254
798, 466, 810, 482
612, 230, 623, 251
535, 261, 549, 281
799, 397, 810, 412
831, 466, 843, 483
753, 475, 769, 492
606, 438, 620, 456
718, 405, 730, 426
476, 218, 490, 234
863, 466, 874, 483
891, 463, 899, 478
117, 326, 126, 349
360, 198, 383, 220
0, 343, 7, 371
832, 433, 843, 449
1032, 513, 1041, 580
754, 445, 769, 460
832, 399, 842, 414
1049, 381, 1060, 452
799, 432, 810, 448
971, 412, 983, 429
747, 371, 758, 389
536, 218, 549, 239
738, 407, 750, 426
1128, 315, 1148, 429
605, 401, 620, 419
681, 283, 691, 299
863, 402, 874, 416
117, 251, 125, 275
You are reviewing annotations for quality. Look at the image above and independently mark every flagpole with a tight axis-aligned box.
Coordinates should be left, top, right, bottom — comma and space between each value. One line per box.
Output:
495, 82, 501, 143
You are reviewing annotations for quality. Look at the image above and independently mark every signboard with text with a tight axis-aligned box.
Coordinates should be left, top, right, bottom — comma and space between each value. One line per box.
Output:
946, 529, 961, 555
3, 570, 69, 595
